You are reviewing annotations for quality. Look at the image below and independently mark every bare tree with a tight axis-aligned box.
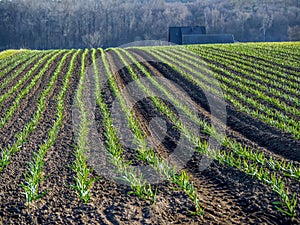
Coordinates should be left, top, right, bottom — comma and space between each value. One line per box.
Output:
0, 0, 299, 49
82, 31, 103, 48
260, 13, 273, 41
288, 25, 300, 41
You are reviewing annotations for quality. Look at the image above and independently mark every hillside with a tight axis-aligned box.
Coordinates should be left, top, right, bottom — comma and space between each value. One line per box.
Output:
0, 0, 299, 49
0, 42, 299, 224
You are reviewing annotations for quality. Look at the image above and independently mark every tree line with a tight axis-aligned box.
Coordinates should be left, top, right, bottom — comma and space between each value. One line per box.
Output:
0, 0, 299, 49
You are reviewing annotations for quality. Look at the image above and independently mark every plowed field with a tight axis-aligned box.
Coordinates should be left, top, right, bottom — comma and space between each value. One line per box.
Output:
0, 43, 299, 224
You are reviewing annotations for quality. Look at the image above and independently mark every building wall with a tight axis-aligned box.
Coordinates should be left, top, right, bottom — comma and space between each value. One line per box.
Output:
169, 26, 234, 45
182, 34, 234, 44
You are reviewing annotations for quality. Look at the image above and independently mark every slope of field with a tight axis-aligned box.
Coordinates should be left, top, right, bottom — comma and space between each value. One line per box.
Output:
0, 50, 26, 60
0, 43, 299, 224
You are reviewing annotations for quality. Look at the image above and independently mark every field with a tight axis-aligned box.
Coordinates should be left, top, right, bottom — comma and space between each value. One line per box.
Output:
0, 42, 299, 224
0, 50, 24, 60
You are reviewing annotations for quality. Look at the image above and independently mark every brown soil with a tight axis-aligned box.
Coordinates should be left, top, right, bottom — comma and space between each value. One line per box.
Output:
195, 51, 300, 118
0, 52, 66, 149
0, 48, 299, 225
182, 48, 300, 109
207, 46, 300, 74
202, 47, 300, 82
0, 53, 35, 82
128, 49, 300, 162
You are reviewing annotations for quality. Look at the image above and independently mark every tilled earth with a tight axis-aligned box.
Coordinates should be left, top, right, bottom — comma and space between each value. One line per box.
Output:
0, 49, 299, 225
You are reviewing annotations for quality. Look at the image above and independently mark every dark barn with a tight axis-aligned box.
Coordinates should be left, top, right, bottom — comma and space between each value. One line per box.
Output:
169, 26, 234, 45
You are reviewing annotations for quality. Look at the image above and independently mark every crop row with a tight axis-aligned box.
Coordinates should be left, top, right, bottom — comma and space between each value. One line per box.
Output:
181, 47, 300, 136
239, 44, 300, 68
181, 47, 299, 116
70, 49, 96, 203
0, 51, 38, 80
207, 43, 300, 69
22, 49, 79, 205
0, 50, 63, 129
187, 46, 299, 103
0, 52, 46, 95
0, 46, 298, 218
244, 44, 300, 62
127, 48, 300, 182
111, 48, 203, 214
129, 47, 299, 177
126, 47, 298, 216
0, 50, 68, 172
191, 45, 299, 86
173, 48, 300, 130
0, 49, 24, 61
69, 48, 161, 204
242, 44, 299, 63
96, 48, 159, 203
201, 45, 300, 80
137, 47, 300, 179
147, 48, 300, 140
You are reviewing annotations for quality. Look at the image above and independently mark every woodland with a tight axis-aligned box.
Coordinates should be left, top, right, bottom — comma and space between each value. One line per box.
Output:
0, 0, 299, 49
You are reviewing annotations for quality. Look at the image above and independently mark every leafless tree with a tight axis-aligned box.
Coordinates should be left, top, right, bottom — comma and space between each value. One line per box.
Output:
0, 0, 299, 49
82, 31, 103, 48
288, 25, 300, 41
